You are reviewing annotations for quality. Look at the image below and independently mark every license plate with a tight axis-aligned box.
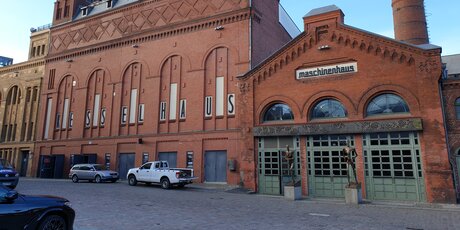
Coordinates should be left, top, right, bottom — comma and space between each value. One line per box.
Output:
112, 175, 118, 178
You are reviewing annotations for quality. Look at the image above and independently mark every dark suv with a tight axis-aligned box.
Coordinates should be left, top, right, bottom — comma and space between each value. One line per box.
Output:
0, 159, 19, 189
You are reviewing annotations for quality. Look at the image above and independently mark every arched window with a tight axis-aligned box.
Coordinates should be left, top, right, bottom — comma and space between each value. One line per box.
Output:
263, 103, 294, 122
366, 93, 410, 116
311, 99, 347, 119
455, 97, 460, 120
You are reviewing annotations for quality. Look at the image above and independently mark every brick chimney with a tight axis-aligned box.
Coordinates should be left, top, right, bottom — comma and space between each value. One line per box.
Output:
392, 0, 429, 44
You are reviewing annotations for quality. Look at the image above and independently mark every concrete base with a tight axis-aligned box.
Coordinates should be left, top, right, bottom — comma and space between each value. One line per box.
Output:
345, 184, 362, 205
284, 185, 302, 200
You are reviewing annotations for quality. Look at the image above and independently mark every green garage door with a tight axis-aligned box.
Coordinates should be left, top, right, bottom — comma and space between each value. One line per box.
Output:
363, 132, 425, 202
307, 135, 353, 198
258, 137, 300, 195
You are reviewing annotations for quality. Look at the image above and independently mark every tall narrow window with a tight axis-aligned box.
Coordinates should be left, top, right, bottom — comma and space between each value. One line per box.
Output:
227, 94, 235, 116
138, 104, 145, 122
121, 106, 128, 124
160, 102, 167, 121
85, 110, 91, 128
455, 98, 460, 120
179, 100, 186, 119
129, 89, 137, 124
93, 94, 101, 127
205, 96, 212, 118
62, 98, 70, 129
169, 84, 177, 120
44, 98, 53, 139
216, 77, 224, 116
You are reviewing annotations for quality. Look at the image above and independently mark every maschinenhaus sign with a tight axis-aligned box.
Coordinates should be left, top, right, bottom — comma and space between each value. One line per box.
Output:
296, 62, 358, 79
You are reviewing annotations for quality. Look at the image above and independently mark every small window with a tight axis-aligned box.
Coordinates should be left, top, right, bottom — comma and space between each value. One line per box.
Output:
455, 98, 460, 120
107, 0, 113, 8
366, 93, 410, 117
82, 7, 88, 16
311, 99, 347, 120
56, 113, 61, 129
263, 103, 294, 122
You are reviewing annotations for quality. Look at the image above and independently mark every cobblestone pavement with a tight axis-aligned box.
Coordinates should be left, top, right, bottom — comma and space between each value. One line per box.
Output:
14, 178, 460, 230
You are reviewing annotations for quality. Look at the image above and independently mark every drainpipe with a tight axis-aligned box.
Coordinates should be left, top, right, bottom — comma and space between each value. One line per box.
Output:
438, 73, 459, 202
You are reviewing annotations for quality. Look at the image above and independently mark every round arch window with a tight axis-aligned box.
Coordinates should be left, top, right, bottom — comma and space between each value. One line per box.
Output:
311, 99, 347, 120
263, 103, 294, 122
366, 93, 410, 116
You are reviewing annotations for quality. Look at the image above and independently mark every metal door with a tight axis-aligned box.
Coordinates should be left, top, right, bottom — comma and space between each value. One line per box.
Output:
20, 151, 29, 177
258, 137, 300, 195
38, 155, 55, 178
118, 153, 135, 180
307, 135, 352, 198
53, 155, 65, 179
158, 152, 177, 168
456, 149, 460, 186
363, 132, 425, 202
204, 151, 227, 183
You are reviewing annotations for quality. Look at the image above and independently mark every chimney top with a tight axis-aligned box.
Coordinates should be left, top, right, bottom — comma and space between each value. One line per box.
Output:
303, 5, 344, 32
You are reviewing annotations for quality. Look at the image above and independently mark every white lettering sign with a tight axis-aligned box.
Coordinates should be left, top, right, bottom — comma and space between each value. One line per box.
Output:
296, 62, 358, 79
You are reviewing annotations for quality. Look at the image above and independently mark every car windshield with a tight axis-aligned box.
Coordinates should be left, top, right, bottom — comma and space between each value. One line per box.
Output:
93, 165, 105, 171
0, 159, 13, 169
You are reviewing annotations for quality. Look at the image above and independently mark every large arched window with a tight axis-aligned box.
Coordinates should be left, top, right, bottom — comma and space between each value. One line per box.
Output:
455, 97, 460, 120
311, 99, 347, 120
366, 93, 410, 116
263, 103, 294, 122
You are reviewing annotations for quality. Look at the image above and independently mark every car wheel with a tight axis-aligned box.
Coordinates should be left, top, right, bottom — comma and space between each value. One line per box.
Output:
128, 175, 137, 186
95, 175, 102, 183
38, 215, 67, 230
161, 178, 171, 189
72, 175, 79, 183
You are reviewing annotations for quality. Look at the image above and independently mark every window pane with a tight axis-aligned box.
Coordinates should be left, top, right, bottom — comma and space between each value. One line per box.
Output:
366, 94, 410, 116
311, 99, 347, 119
456, 98, 460, 120
263, 103, 294, 122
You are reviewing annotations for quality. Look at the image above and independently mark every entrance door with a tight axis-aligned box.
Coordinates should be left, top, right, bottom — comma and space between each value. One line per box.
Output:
258, 137, 300, 195
118, 153, 135, 180
204, 151, 227, 183
456, 149, 460, 185
307, 135, 353, 198
363, 132, 425, 202
158, 152, 177, 168
53, 155, 65, 179
20, 151, 29, 177
38, 155, 55, 178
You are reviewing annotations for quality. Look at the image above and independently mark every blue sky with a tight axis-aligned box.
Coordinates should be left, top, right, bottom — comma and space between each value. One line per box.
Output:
1, 0, 458, 64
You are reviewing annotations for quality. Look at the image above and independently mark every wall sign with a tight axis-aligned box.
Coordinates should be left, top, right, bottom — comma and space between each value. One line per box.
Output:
296, 62, 358, 79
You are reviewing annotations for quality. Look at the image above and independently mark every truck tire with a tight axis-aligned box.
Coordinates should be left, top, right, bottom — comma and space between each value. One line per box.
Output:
161, 178, 171, 189
128, 175, 137, 186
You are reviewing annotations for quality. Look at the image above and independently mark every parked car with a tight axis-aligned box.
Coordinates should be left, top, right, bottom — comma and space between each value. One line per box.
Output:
0, 185, 75, 230
0, 158, 19, 189
127, 161, 197, 189
69, 164, 119, 183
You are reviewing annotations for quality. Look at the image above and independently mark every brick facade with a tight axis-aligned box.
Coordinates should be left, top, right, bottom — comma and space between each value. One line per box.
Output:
238, 6, 456, 203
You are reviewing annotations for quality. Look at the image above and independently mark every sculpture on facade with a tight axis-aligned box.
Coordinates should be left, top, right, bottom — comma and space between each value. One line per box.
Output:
342, 143, 359, 187
284, 145, 296, 186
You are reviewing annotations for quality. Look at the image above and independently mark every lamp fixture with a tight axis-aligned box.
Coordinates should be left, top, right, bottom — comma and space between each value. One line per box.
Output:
132, 44, 139, 48
66, 59, 73, 62
215, 26, 224, 31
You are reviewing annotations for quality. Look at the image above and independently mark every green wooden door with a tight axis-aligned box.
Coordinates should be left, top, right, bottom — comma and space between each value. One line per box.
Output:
363, 132, 425, 202
307, 135, 353, 198
258, 137, 300, 195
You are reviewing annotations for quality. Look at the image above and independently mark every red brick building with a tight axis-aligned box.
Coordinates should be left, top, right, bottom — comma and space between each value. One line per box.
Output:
33, 0, 293, 185
238, 4, 456, 203
442, 54, 460, 200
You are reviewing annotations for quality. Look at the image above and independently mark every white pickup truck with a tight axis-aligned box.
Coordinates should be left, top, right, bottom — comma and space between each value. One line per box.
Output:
127, 161, 197, 189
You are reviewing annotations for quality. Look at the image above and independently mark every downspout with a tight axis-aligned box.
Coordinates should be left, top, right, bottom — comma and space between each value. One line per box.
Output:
438, 67, 459, 202
249, 0, 253, 68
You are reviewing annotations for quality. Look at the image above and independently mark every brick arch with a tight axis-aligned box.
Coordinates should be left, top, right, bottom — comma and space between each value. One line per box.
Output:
85, 67, 112, 87
357, 84, 421, 119
256, 96, 301, 125
57, 72, 80, 89
302, 90, 357, 122
200, 44, 238, 69
157, 52, 191, 77
121, 59, 150, 82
